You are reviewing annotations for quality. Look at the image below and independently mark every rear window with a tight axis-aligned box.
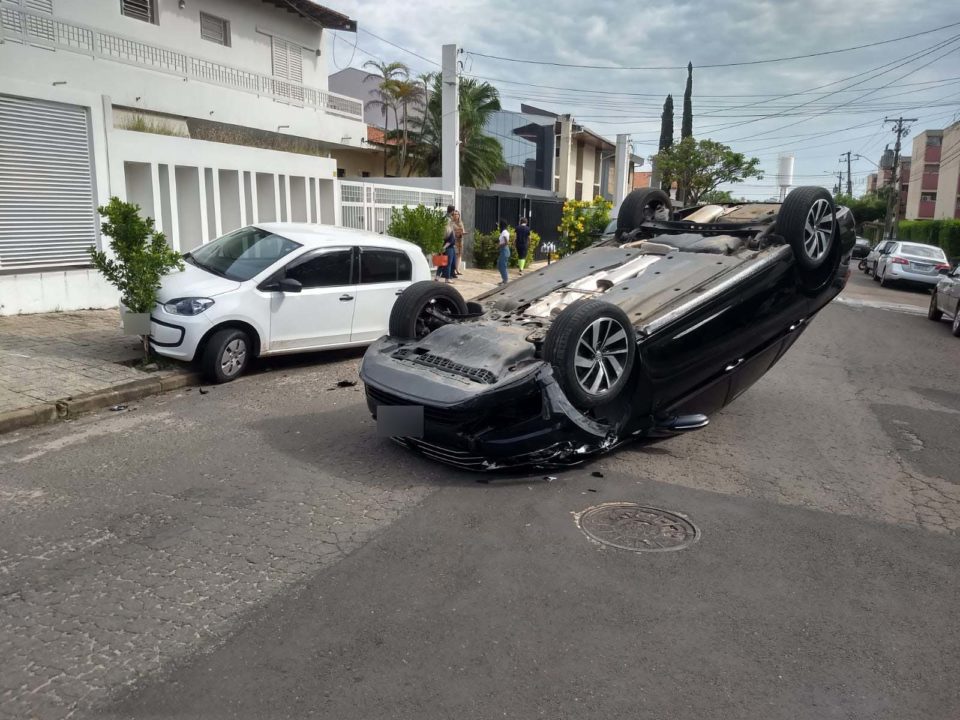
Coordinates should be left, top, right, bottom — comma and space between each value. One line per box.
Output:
360, 249, 412, 284
899, 243, 945, 259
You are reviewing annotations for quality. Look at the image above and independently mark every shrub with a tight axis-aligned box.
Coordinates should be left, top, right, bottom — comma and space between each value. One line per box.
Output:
472, 229, 500, 269
938, 220, 960, 260
509, 229, 541, 268
386, 204, 447, 255
557, 196, 612, 256
88, 197, 183, 314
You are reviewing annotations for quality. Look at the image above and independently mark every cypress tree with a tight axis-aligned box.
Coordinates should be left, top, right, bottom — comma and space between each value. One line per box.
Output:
681, 62, 693, 139
656, 94, 674, 191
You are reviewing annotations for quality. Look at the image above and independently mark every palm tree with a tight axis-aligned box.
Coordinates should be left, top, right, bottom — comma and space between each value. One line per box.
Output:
363, 60, 408, 175
392, 78, 424, 173
411, 76, 505, 188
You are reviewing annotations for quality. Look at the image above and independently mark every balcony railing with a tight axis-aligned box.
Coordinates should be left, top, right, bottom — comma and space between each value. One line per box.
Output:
0, 6, 364, 121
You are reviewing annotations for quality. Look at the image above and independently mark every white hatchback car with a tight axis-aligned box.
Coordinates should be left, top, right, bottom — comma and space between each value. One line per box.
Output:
149, 223, 431, 382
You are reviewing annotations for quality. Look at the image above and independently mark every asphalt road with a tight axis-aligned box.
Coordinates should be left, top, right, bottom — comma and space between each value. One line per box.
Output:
1, 272, 958, 720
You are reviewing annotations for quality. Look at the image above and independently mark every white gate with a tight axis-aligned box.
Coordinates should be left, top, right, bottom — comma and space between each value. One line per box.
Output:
338, 181, 453, 234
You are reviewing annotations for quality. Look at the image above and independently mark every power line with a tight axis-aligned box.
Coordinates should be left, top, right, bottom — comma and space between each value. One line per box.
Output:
465, 21, 960, 70
357, 29, 441, 67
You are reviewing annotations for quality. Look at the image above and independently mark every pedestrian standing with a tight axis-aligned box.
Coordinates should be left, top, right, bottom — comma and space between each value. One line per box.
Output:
452, 210, 465, 277
436, 213, 456, 281
515, 217, 530, 275
497, 220, 510, 284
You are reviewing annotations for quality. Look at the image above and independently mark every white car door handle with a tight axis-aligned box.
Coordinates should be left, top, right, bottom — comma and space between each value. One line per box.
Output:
724, 358, 744, 372
339, 294, 354, 302
395, 289, 404, 296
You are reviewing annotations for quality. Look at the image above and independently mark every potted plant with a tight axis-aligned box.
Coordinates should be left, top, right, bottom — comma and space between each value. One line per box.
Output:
88, 197, 183, 360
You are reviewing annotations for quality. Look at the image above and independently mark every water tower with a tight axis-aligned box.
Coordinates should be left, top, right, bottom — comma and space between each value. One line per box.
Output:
777, 153, 795, 201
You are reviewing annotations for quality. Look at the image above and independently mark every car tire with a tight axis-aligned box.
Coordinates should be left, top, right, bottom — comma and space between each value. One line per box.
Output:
542, 299, 636, 410
880, 269, 890, 288
776, 186, 837, 272
872, 267, 881, 282
928, 291, 943, 321
389, 280, 468, 340
616, 188, 671, 236
201, 328, 250, 383
953, 312, 960, 338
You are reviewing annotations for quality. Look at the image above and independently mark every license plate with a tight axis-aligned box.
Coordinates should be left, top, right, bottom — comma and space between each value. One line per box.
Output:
912, 263, 932, 271
376, 404, 424, 438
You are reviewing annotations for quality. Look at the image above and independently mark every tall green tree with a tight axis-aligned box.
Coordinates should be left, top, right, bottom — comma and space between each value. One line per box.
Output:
681, 62, 693, 140
653, 137, 762, 205
655, 94, 674, 191
363, 60, 408, 174
412, 76, 505, 188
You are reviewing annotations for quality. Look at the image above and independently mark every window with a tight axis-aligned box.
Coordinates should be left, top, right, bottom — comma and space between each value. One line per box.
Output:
200, 12, 230, 46
271, 37, 303, 83
336, 168, 346, 178
121, 0, 156, 24
924, 164, 939, 173
921, 193, 937, 202
926, 136, 942, 146
360, 249, 412, 284
285, 249, 353, 288
188, 227, 300, 281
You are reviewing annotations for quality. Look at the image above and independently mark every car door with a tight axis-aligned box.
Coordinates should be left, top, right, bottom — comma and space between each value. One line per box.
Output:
875, 241, 897, 277
946, 266, 960, 316
350, 246, 415, 343
265, 247, 358, 352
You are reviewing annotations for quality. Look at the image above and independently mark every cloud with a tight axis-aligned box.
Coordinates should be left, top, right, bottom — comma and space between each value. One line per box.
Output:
330, 0, 960, 196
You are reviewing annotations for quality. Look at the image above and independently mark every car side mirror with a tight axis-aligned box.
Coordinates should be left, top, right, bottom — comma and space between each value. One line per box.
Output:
278, 278, 302, 293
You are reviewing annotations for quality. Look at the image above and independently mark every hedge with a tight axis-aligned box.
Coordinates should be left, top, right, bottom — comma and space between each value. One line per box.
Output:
471, 227, 542, 269
896, 219, 960, 260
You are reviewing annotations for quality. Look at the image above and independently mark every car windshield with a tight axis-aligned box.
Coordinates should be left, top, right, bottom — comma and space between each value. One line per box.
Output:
898, 243, 945, 259
186, 227, 301, 281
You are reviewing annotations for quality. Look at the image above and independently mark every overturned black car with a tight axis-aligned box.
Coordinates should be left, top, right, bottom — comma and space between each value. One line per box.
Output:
360, 187, 855, 470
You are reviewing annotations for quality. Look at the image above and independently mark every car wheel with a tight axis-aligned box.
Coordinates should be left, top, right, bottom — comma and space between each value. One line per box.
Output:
880, 269, 890, 288
776, 187, 837, 273
953, 312, 960, 338
872, 267, 881, 282
616, 188, 671, 237
928, 291, 943, 321
201, 328, 250, 383
389, 280, 468, 340
543, 299, 637, 409
858, 259, 867, 273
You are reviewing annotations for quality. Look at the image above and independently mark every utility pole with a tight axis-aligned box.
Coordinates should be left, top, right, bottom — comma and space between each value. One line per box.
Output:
840, 151, 852, 196
835, 169, 844, 196
883, 116, 917, 239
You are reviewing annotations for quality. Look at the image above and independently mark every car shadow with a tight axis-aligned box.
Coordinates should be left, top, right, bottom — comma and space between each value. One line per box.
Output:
250, 403, 578, 490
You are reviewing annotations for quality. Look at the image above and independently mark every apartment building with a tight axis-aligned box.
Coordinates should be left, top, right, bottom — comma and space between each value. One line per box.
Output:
905, 123, 960, 221
0, 0, 369, 314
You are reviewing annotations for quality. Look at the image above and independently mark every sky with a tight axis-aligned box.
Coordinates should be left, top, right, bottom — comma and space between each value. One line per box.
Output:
325, 0, 960, 199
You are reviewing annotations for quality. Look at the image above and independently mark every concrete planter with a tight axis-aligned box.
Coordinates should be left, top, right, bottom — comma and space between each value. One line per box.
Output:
121, 311, 152, 336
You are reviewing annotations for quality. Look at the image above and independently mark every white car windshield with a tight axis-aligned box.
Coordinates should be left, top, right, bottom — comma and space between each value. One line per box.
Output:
898, 243, 946, 260
187, 227, 301, 281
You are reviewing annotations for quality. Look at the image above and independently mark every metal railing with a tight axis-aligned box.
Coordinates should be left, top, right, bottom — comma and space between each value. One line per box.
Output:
0, 6, 364, 121
339, 181, 454, 234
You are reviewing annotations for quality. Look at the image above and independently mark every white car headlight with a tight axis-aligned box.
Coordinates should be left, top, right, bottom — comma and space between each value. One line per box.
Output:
163, 297, 215, 316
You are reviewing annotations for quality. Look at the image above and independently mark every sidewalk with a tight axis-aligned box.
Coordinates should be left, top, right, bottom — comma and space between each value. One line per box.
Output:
0, 263, 535, 434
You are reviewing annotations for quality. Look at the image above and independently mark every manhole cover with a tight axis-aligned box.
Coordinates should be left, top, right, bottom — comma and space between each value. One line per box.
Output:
576, 503, 699, 552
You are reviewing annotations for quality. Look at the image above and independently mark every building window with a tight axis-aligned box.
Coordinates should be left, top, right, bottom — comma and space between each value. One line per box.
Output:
336, 168, 346, 178
924, 164, 939, 173
272, 37, 304, 84
926, 136, 942, 146
361, 171, 370, 178
120, 0, 157, 24
920, 193, 937, 202
200, 12, 230, 46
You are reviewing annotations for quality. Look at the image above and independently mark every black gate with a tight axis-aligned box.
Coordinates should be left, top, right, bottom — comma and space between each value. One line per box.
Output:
474, 192, 564, 250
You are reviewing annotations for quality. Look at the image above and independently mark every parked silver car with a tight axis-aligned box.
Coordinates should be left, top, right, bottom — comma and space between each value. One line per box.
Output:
928, 263, 960, 337
874, 241, 950, 288
862, 239, 896, 276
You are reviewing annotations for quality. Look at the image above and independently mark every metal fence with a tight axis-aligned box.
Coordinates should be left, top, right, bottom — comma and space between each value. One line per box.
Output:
0, 6, 364, 120
338, 182, 454, 235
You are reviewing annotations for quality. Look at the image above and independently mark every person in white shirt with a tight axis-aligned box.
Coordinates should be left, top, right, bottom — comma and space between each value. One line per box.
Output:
497, 220, 510, 284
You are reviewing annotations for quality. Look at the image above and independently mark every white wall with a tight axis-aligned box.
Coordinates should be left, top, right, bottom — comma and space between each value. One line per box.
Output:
0, 0, 364, 147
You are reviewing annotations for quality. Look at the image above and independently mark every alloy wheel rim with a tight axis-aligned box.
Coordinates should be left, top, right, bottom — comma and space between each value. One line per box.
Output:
802, 199, 834, 261
574, 317, 629, 396
220, 338, 247, 376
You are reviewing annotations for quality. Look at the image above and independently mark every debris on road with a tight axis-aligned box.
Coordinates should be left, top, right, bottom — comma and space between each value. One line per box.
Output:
109, 404, 128, 412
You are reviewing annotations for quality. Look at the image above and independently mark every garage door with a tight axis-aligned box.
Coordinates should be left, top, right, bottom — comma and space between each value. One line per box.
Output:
0, 94, 98, 270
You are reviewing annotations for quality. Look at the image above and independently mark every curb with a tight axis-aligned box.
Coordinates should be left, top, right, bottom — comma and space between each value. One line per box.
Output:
0, 371, 202, 436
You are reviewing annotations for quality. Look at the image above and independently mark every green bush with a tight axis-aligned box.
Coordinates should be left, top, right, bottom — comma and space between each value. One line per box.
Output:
470, 227, 543, 269
898, 219, 960, 260
386, 204, 447, 255
472, 229, 500, 269
938, 220, 960, 259
88, 197, 183, 314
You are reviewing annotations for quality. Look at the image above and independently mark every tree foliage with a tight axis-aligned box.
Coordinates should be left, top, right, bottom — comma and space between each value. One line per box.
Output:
681, 62, 693, 140
699, 189, 740, 204
363, 60, 409, 174
88, 198, 183, 314
557, 196, 613, 255
653, 138, 763, 205
385, 204, 447, 254
656, 95, 674, 191
833, 193, 887, 226
411, 76, 505, 188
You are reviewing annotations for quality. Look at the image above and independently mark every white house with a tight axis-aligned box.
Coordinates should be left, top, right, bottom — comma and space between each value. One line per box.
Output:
0, 0, 390, 314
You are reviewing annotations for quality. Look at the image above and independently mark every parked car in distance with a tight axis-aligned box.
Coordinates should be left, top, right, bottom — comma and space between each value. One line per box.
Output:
862, 238, 896, 275
928, 262, 960, 337
851, 237, 871, 259
873, 241, 950, 288
149, 223, 431, 382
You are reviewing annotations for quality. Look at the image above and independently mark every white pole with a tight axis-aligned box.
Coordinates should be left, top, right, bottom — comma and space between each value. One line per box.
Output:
441, 44, 460, 211
614, 134, 630, 207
